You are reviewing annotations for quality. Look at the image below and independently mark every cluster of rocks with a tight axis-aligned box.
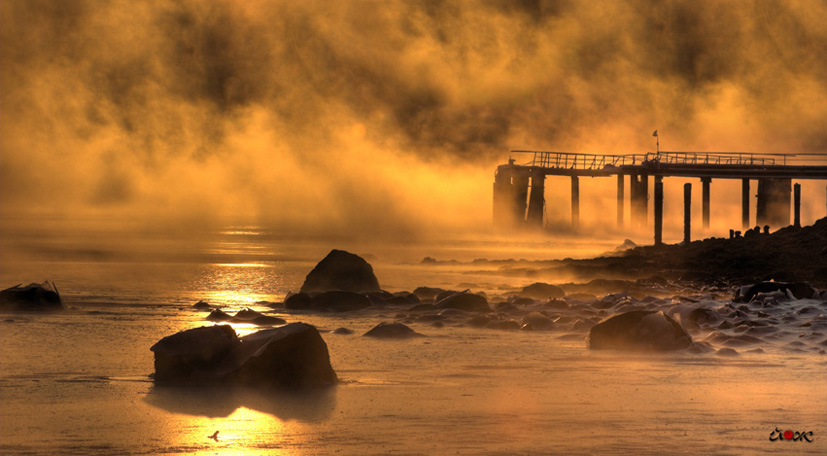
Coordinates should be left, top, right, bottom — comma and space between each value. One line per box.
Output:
150, 323, 337, 388
202, 306, 286, 326
12, 248, 825, 391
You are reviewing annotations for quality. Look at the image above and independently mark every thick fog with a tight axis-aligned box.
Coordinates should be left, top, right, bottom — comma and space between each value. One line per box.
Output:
2, 0, 826, 239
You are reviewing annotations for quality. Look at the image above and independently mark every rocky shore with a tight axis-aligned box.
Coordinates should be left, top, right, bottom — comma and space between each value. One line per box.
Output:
462, 217, 827, 289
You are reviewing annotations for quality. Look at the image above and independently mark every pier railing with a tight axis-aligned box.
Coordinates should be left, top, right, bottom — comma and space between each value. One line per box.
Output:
511, 151, 646, 170
509, 150, 811, 170
645, 152, 777, 166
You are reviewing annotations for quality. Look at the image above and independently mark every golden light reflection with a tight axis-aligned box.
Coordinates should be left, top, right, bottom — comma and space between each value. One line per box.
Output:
144, 386, 335, 455
195, 262, 283, 307
165, 406, 292, 456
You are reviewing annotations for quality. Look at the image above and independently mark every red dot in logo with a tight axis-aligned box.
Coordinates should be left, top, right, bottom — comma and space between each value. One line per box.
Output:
784, 430, 793, 440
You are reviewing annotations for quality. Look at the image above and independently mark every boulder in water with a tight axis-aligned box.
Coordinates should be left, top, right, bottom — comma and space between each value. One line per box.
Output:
588, 310, 692, 351
363, 322, 423, 338
0, 281, 65, 311
150, 323, 337, 388
434, 291, 491, 313
521, 312, 556, 330
300, 250, 380, 293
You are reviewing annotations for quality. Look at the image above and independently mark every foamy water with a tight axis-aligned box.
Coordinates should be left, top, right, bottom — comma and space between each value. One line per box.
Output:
1, 226, 825, 454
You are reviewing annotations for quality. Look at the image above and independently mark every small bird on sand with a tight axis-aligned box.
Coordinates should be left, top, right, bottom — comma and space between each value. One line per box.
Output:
208, 431, 219, 441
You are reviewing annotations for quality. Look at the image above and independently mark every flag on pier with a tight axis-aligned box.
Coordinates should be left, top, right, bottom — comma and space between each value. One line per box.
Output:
652, 130, 658, 137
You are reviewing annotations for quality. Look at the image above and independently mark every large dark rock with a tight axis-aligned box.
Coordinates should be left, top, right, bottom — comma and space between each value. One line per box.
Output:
589, 310, 692, 351
150, 325, 240, 383
150, 323, 337, 388
229, 324, 338, 388
300, 250, 380, 293
520, 282, 565, 299
0, 281, 65, 311
434, 291, 491, 313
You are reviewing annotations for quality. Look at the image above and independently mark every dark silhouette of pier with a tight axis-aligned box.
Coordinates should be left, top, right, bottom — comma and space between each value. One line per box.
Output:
493, 151, 827, 243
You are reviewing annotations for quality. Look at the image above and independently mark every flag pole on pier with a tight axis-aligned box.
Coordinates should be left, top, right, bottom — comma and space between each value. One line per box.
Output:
652, 130, 659, 153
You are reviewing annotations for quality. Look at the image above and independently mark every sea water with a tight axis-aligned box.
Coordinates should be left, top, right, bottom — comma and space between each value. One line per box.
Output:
1, 223, 825, 454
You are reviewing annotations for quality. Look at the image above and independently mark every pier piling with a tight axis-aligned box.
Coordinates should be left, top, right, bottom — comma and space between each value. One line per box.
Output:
684, 183, 691, 244
617, 174, 624, 227
654, 181, 663, 245
526, 172, 545, 228
741, 179, 750, 229
794, 183, 801, 228
571, 176, 580, 228
702, 177, 711, 229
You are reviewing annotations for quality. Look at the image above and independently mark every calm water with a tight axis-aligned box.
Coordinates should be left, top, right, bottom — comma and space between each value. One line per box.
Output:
1, 224, 825, 454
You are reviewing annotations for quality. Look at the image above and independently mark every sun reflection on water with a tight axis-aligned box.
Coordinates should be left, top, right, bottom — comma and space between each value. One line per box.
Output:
194, 262, 285, 306
145, 385, 336, 455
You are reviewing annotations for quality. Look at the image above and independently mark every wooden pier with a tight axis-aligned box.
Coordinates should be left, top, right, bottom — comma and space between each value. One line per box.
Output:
493, 151, 827, 242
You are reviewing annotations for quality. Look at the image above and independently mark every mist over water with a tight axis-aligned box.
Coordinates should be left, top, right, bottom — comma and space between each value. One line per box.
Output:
2, 0, 826, 240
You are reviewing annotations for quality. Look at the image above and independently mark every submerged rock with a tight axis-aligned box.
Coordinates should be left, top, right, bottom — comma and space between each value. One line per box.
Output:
0, 281, 65, 311
150, 323, 337, 388
412, 286, 447, 301
363, 322, 423, 338
588, 310, 692, 351
192, 300, 211, 309
486, 319, 521, 331
520, 283, 565, 299
230, 308, 287, 325
434, 291, 491, 313
735, 282, 819, 302
300, 250, 380, 294
206, 309, 233, 322
284, 291, 371, 312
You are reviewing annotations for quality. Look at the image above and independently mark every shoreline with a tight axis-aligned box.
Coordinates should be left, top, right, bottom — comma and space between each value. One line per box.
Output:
424, 218, 827, 292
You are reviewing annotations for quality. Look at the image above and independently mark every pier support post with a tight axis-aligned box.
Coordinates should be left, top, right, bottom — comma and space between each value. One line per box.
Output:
640, 174, 649, 228
630, 174, 647, 228
702, 177, 711, 229
571, 176, 580, 229
513, 174, 529, 224
684, 183, 691, 244
526, 172, 545, 228
617, 174, 624, 227
493, 166, 516, 228
629, 174, 639, 228
741, 179, 750, 229
654, 180, 663, 245
794, 183, 801, 228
